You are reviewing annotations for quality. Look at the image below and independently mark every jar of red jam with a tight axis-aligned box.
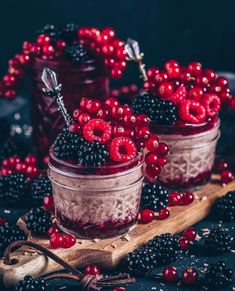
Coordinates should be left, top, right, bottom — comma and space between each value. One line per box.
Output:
30, 57, 109, 159
151, 118, 220, 189
48, 147, 144, 239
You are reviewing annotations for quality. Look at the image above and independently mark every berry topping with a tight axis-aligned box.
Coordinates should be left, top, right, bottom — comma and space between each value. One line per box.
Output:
140, 209, 154, 223
83, 119, 112, 144
162, 85, 187, 105
141, 184, 169, 212
202, 94, 221, 117
109, 137, 137, 162
65, 43, 89, 64
179, 100, 206, 124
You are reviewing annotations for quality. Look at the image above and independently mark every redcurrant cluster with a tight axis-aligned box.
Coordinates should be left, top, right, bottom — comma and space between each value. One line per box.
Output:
178, 227, 197, 250
0, 154, 38, 180
215, 160, 234, 184
162, 266, 198, 286
78, 27, 127, 79
145, 60, 234, 124
48, 226, 76, 249
69, 97, 168, 180
0, 25, 128, 100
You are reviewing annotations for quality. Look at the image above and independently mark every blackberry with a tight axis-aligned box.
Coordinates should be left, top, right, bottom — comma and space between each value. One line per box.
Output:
37, 24, 61, 43
204, 227, 233, 253
76, 141, 109, 167
204, 261, 233, 289
0, 223, 27, 257
31, 176, 52, 206
132, 93, 177, 125
25, 208, 52, 235
141, 183, 169, 212
53, 127, 85, 161
213, 191, 235, 222
15, 275, 48, 291
61, 22, 79, 44
126, 247, 157, 276
147, 233, 179, 265
132, 92, 156, 115
0, 173, 31, 205
65, 44, 89, 64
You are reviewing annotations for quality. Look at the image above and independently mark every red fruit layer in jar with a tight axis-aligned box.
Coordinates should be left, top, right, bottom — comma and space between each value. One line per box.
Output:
48, 149, 144, 239
153, 119, 220, 189
30, 57, 109, 161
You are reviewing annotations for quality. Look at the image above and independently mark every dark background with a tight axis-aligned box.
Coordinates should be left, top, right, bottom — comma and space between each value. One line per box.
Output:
1, 0, 235, 85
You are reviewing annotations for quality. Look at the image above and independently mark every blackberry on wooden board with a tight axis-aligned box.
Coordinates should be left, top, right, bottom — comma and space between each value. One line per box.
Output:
212, 191, 235, 222
141, 183, 169, 212
15, 275, 48, 291
25, 208, 52, 235
0, 223, 27, 257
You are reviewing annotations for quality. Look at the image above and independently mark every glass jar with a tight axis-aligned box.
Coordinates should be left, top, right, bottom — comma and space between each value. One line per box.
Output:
48, 148, 144, 239
151, 118, 220, 189
30, 57, 109, 160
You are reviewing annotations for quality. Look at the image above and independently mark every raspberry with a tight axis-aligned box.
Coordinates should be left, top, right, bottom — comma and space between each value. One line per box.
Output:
202, 94, 221, 117
179, 100, 206, 124
162, 85, 187, 105
109, 137, 137, 162
83, 119, 112, 144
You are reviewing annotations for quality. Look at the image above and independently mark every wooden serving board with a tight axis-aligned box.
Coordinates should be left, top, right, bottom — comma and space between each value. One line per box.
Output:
0, 177, 235, 288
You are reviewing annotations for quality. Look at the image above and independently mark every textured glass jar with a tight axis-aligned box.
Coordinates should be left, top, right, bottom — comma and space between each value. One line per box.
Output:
30, 57, 109, 160
48, 148, 144, 239
151, 118, 220, 189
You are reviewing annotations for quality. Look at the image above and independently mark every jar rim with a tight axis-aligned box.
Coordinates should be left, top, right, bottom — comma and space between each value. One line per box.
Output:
49, 146, 144, 176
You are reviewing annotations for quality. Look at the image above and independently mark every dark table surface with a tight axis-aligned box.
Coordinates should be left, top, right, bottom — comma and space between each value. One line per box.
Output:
0, 90, 234, 291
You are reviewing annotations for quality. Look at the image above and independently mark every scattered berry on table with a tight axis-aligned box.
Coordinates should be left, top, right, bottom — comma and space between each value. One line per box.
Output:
179, 236, 192, 250
31, 176, 52, 206
140, 183, 169, 212
204, 227, 233, 253
0, 217, 8, 226
47, 226, 59, 237
221, 169, 234, 184
156, 208, 170, 220
15, 275, 48, 291
126, 247, 157, 276
204, 261, 233, 289
212, 191, 235, 222
183, 227, 197, 241
84, 264, 101, 276
140, 209, 154, 223
168, 192, 181, 206
180, 192, 194, 205
162, 266, 178, 282
0, 222, 27, 257
62, 234, 76, 248
147, 233, 179, 265
182, 267, 198, 286
25, 208, 52, 235
50, 233, 64, 249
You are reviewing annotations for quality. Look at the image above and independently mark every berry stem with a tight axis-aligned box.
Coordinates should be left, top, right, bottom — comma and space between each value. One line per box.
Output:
41, 67, 73, 126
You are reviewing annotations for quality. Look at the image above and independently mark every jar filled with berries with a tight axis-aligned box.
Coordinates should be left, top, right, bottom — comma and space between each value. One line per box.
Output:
132, 60, 232, 189
42, 66, 168, 238
0, 24, 128, 160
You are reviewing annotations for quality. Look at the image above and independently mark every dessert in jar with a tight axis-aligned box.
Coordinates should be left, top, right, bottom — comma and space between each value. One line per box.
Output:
0, 24, 128, 160
132, 60, 232, 189
42, 68, 168, 238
